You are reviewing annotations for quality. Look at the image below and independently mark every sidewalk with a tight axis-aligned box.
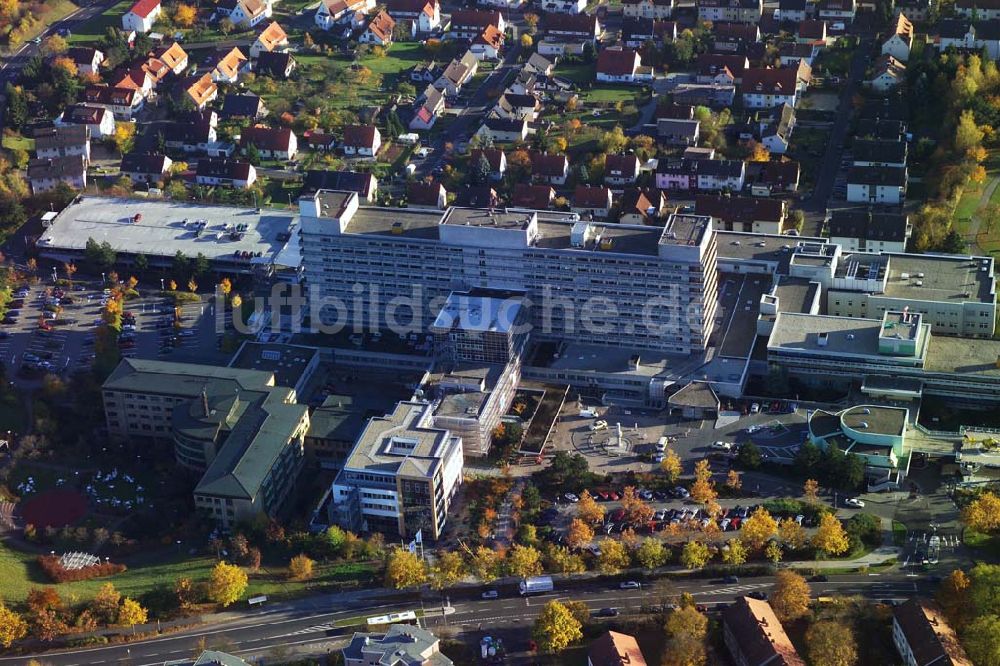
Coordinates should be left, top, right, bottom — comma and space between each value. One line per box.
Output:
785, 517, 900, 571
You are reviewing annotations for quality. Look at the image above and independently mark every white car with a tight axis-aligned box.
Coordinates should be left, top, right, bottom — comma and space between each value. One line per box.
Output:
564, 493, 580, 503
656, 436, 668, 451
845, 498, 865, 508
619, 581, 641, 590
710, 441, 733, 452
591, 420, 608, 432
750, 403, 760, 414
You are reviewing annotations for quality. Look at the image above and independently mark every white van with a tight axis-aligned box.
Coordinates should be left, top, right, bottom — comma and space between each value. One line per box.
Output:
580, 408, 598, 418
656, 437, 668, 451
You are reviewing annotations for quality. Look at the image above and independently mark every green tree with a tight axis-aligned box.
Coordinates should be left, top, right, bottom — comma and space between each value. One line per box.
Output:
964, 615, 1000, 666
4, 84, 28, 131
680, 541, 711, 569
635, 537, 668, 569
722, 538, 747, 566
737, 442, 762, 469
532, 601, 582, 653
596, 538, 631, 574
507, 544, 544, 577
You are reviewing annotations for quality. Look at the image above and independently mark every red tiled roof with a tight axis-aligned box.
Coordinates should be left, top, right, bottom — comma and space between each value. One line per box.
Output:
597, 47, 639, 76
343, 124, 378, 147
240, 125, 295, 151
573, 185, 611, 208
588, 631, 648, 666
605, 154, 639, 178
366, 10, 396, 41
529, 151, 567, 177
128, 0, 160, 19
742, 67, 798, 94
512, 183, 554, 209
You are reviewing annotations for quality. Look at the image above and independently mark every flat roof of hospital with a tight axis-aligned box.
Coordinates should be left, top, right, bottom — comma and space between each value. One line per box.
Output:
925, 335, 1000, 377
38, 196, 295, 261
842, 404, 907, 436
715, 231, 828, 266
768, 313, 886, 355
884, 254, 995, 305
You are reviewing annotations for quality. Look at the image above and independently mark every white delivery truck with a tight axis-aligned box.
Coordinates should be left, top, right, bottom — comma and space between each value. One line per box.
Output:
519, 575, 554, 595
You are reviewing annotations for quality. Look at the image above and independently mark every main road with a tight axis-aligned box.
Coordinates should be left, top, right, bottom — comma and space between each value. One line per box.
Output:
2, 572, 928, 665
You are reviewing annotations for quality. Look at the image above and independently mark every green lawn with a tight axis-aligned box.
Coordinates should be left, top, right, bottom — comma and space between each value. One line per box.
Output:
583, 85, 641, 104
965, 530, 1000, 558
359, 42, 425, 77
1, 135, 34, 152
68, 0, 132, 44
554, 62, 595, 84
0, 541, 377, 608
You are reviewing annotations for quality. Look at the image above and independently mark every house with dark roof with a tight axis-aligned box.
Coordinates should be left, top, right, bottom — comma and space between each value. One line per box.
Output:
655, 158, 746, 191
544, 13, 602, 41
697, 53, 749, 84
492, 92, 540, 120
619, 188, 667, 224
856, 118, 907, 141
657, 119, 701, 148
470, 148, 507, 180
302, 170, 379, 200
956, 0, 1000, 18
120, 152, 173, 184
34, 125, 91, 163
741, 64, 810, 108
572, 185, 614, 218
66, 47, 105, 75
407, 181, 448, 209
847, 165, 907, 204
221, 93, 269, 121
122, 0, 161, 32
162, 111, 232, 156
82, 84, 145, 119
778, 0, 809, 22
475, 117, 528, 143
622, 18, 677, 47
255, 51, 297, 79
696, 193, 787, 233
722, 597, 805, 666
587, 631, 648, 666
892, 599, 972, 666
818, 0, 856, 21
748, 159, 800, 193
386, 0, 440, 32
697, 0, 762, 23
342, 625, 453, 666
342, 124, 382, 157
711, 21, 761, 50
56, 104, 116, 138
512, 183, 555, 209
530, 151, 569, 185
604, 154, 640, 186
449, 9, 506, 39
195, 158, 257, 188
28, 156, 87, 194
828, 209, 911, 252
779, 42, 818, 66
622, 0, 674, 19
240, 125, 298, 160
797, 19, 828, 44
454, 186, 499, 207
853, 138, 907, 168
540, 0, 587, 15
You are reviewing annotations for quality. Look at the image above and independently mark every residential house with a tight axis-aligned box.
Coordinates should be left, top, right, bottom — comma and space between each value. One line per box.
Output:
684, 146, 715, 159
892, 599, 973, 666
256, 51, 297, 79
712, 22, 761, 50
619, 188, 667, 224
572, 185, 614, 219
185, 73, 219, 110
857, 117, 907, 141
722, 597, 805, 666
596, 46, 653, 83
411, 61, 443, 83
672, 83, 736, 108
163, 112, 226, 155
853, 138, 907, 167
151, 42, 188, 74
883, 13, 914, 61
540, 0, 588, 13
492, 92, 540, 120
342, 625, 453, 666
435, 51, 478, 95
697, 0, 763, 23
221, 93, 269, 120
530, 151, 569, 185
251, 21, 289, 58
66, 47, 105, 75
512, 183, 555, 209
797, 19, 828, 45
828, 209, 912, 253
56, 105, 116, 138
315, 0, 375, 30
655, 158, 745, 191
472, 24, 504, 60
868, 54, 905, 93
524, 53, 555, 76
896, 0, 932, 19
410, 84, 446, 130
605, 154, 640, 186
657, 118, 700, 146
697, 53, 749, 84
760, 103, 795, 154
217, 0, 272, 28
475, 117, 528, 143
817, 0, 856, 22
109, 67, 154, 98
622, 0, 674, 19
847, 165, 907, 204
778, 0, 809, 22
741, 65, 809, 108
779, 42, 817, 66
587, 631, 648, 666
622, 18, 677, 47
305, 131, 337, 151
470, 148, 507, 180
748, 159, 800, 194
27, 156, 87, 194
342, 125, 382, 157
407, 181, 448, 209
212, 47, 249, 83
696, 193, 787, 233
195, 158, 257, 188
119, 152, 172, 184
387, 0, 440, 31
956, 0, 1000, 18
241, 126, 298, 160
302, 170, 378, 200
454, 186, 498, 207
122, 0, 161, 33
82, 85, 144, 119
544, 13, 602, 41
359, 9, 397, 45
448, 10, 506, 40
34, 125, 91, 163
656, 100, 695, 120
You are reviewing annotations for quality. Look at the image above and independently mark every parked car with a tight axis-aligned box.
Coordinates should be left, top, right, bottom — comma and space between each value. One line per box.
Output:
481, 589, 499, 599
564, 493, 579, 503
595, 608, 619, 617
710, 441, 733, 452
722, 575, 739, 584
844, 498, 865, 508
619, 581, 641, 590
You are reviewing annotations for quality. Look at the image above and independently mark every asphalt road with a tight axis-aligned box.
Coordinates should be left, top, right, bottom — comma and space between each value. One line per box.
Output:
5, 573, 929, 665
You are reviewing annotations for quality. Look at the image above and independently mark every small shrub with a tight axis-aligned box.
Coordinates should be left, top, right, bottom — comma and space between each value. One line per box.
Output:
38, 555, 127, 583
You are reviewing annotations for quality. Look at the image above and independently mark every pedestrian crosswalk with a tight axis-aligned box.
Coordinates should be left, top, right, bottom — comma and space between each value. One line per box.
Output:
698, 582, 771, 597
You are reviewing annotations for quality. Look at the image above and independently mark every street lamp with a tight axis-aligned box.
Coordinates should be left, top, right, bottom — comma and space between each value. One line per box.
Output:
101, 272, 106, 284
160, 278, 165, 290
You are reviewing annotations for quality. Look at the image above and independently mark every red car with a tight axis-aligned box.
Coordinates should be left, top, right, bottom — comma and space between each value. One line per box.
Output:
608, 492, 621, 501
598, 491, 610, 501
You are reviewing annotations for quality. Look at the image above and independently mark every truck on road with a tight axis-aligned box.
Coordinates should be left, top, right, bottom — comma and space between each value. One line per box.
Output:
519, 575, 554, 596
